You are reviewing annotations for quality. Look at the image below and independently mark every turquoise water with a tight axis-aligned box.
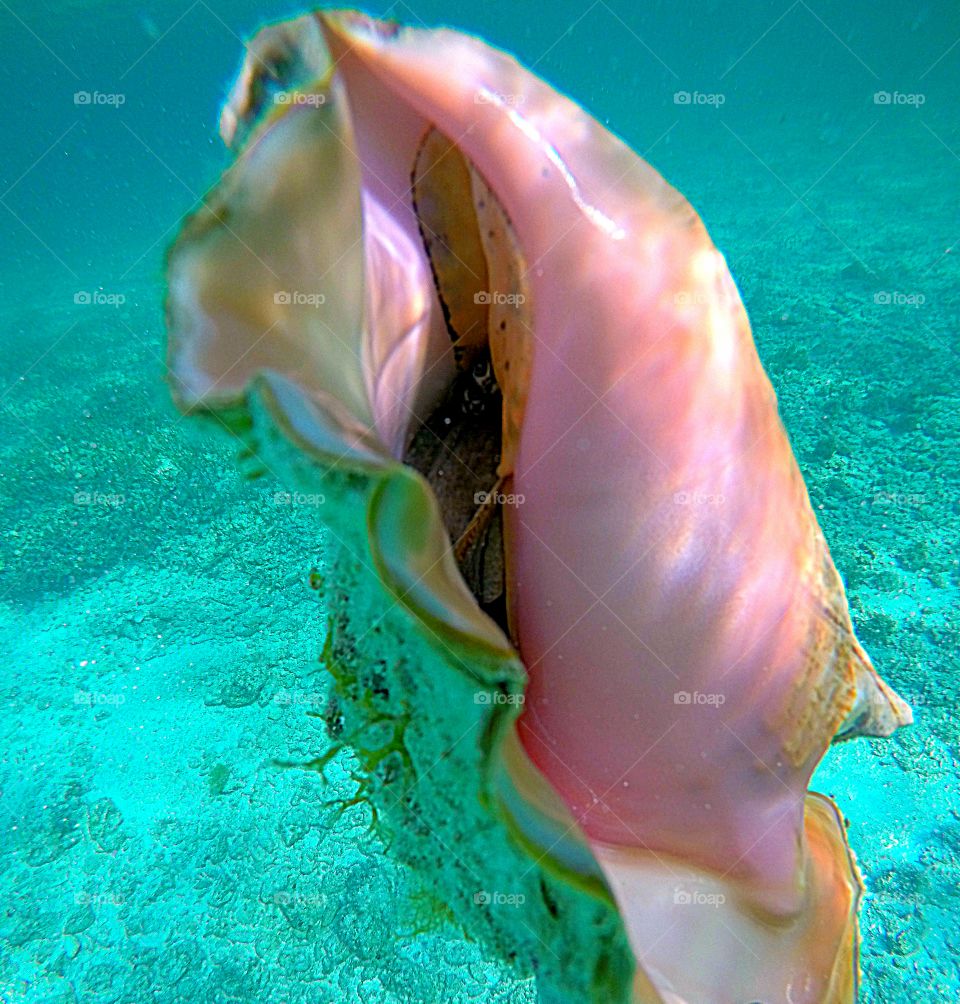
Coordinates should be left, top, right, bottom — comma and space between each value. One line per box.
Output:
1, 1, 957, 1001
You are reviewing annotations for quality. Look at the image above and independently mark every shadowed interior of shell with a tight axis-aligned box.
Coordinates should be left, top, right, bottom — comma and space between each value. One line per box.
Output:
403, 125, 533, 637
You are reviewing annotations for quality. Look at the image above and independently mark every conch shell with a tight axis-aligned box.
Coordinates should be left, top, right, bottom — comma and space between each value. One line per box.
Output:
166, 10, 912, 1002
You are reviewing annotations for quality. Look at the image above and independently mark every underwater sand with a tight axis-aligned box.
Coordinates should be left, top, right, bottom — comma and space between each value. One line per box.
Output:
1, 0, 957, 1001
